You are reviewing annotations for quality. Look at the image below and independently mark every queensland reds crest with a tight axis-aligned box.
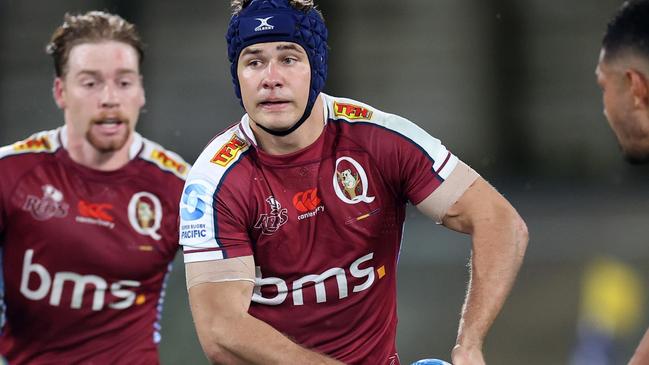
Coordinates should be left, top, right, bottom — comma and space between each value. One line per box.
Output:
22, 184, 69, 221
128, 192, 162, 240
333, 157, 375, 204
254, 196, 288, 235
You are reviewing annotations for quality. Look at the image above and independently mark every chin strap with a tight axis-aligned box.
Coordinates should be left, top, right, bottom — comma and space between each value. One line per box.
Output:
256, 97, 315, 137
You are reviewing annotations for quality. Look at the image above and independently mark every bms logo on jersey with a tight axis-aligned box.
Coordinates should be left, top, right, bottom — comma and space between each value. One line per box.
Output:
180, 180, 213, 242
20, 250, 142, 311
252, 252, 385, 306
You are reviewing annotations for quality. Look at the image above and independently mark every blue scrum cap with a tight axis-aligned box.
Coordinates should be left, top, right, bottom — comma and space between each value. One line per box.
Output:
226, 0, 328, 136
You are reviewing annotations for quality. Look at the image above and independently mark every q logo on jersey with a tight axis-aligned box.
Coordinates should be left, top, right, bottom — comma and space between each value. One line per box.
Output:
333, 157, 375, 205
181, 183, 208, 221
128, 192, 162, 241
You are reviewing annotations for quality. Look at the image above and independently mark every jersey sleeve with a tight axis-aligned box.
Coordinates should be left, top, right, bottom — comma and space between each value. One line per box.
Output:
179, 132, 254, 264
0, 128, 62, 238
372, 112, 463, 205
179, 173, 253, 263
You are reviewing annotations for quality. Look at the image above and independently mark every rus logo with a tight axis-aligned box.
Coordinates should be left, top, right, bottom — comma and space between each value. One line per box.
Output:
254, 196, 288, 235
22, 185, 69, 221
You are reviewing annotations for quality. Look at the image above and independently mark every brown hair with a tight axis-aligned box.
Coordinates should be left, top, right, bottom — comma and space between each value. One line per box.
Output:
46, 11, 144, 77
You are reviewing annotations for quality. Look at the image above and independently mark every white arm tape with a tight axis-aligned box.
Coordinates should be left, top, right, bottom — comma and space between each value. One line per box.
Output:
185, 255, 256, 290
418, 160, 480, 224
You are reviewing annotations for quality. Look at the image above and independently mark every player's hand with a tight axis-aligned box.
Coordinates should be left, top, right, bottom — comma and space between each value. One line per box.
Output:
451, 344, 486, 365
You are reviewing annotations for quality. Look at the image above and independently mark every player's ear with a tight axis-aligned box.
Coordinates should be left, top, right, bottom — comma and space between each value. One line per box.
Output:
53, 77, 66, 109
627, 68, 649, 109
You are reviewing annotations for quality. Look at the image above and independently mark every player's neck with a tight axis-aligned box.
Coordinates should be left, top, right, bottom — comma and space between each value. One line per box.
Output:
65, 129, 134, 171
254, 96, 325, 156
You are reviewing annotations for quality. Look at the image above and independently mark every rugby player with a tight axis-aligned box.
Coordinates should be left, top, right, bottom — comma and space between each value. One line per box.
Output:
0, 11, 189, 364
596, 1, 649, 363
181, 1, 528, 363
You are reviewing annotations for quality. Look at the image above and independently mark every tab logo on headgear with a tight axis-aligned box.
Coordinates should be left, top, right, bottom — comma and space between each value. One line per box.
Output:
254, 16, 275, 32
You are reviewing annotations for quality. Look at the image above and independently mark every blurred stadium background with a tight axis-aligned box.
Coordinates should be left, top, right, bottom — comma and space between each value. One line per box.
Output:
2, 0, 648, 364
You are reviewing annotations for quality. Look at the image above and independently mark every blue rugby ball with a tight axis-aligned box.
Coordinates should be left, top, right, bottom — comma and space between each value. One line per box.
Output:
411, 359, 452, 365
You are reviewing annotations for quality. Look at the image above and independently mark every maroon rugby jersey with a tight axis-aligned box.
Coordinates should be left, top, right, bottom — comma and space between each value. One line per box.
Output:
180, 94, 460, 364
0, 127, 189, 364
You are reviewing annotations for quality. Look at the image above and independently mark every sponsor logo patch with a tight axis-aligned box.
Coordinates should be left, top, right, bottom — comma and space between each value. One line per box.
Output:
211, 134, 248, 167
76, 200, 115, 229
292, 188, 325, 220
150, 149, 187, 176
181, 183, 207, 221
254, 16, 275, 32
13, 136, 51, 152
333, 102, 373, 120
292, 188, 321, 212
180, 181, 211, 241
253, 252, 378, 306
20, 249, 141, 311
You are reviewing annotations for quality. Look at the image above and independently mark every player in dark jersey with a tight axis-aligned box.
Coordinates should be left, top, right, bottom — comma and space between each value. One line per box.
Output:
180, 1, 528, 364
0, 11, 189, 364
596, 1, 649, 363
